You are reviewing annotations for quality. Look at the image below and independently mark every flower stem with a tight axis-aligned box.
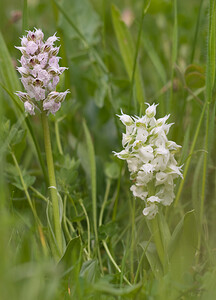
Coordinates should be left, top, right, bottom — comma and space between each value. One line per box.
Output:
148, 216, 165, 268
41, 111, 63, 255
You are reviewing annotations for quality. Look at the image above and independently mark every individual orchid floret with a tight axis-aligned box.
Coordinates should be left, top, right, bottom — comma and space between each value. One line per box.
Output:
24, 101, 35, 115
15, 28, 69, 115
114, 103, 183, 219
43, 90, 70, 115
145, 102, 158, 118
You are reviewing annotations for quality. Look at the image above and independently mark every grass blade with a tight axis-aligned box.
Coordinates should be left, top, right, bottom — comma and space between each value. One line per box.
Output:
200, 0, 216, 233
0, 31, 21, 94
111, 5, 145, 107
82, 121, 98, 246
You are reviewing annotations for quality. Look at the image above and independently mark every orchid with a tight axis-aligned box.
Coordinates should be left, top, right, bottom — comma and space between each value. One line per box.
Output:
15, 28, 69, 115
114, 103, 183, 219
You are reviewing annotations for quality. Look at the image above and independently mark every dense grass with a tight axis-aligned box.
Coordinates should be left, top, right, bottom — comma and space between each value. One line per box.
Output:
0, 0, 216, 299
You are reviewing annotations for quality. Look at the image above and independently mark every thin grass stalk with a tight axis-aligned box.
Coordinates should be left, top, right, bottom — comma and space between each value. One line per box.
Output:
63, 195, 72, 242
174, 101, 207, 207
83, 120, 103, 271
134, 236, 152, 284
190, 0, 204, 63
11, 151, 49, 256
99, 179, 111, 226
11, 151, 38, 222
199, 0, 216, 246
79, 199, 91, 259
130, 196, 135, 281
169, 0, 178, 112
129, 0, 149, 111
102, 240, 131, 286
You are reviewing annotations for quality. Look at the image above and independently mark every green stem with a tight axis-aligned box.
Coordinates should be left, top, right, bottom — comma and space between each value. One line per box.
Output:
148, 216, 165, 268
170, 0, 178, 113
41, 112, 63, 255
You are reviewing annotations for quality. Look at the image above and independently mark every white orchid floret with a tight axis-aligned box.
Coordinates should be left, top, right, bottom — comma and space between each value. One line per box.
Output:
156, 115, 170, 126
147, 196, 161, 203
155, 172, 173, 186
15, 28, 69, 115
136, 170, 153, 186
143, 203, 158, 219
122, 133, 134, 147
151, 122, 173, 136
117, 109, 134, 126
136, 127, 148, 143
127, 157, 141, 174
145, 103, 158, 118
140, 163, 154, 174
166, 164, 183, 178
114, 103, 183, 219
156, 184, 175, 206
113, 149, 131, 160
137, 145, 154, 164
130, 185, 148, 200
166, 140, 181, 151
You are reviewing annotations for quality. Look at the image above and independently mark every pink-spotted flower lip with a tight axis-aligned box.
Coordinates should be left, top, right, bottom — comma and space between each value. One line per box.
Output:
15, 28, 69, 115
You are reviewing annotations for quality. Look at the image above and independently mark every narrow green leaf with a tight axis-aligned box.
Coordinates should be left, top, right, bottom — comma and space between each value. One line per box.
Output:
200, 0, 216, 236
167, 211, 198, 279
175, 102, 207, 206
157, 211, 171, 253
206, 0, 216, 102
169, 0, 178, 111
142, 36, 167, 84
190, 0, 204, 62
57, 237, 81, 277
0, 31, 21, 94
111, 5, 144, 106
83, 120, 98, 244
93, 280, 141, 296
80, 259, 99, 283
139, 241, 163, 278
